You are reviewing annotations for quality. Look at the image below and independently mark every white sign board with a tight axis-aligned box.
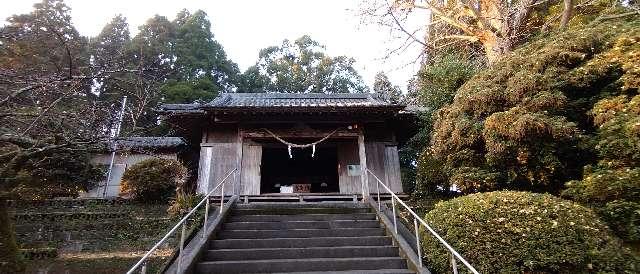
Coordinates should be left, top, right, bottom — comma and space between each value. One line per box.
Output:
347, 164, 361, 176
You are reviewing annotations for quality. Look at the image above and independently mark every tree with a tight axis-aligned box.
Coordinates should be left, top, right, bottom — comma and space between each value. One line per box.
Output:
360, 0, 611, 64
164, 9, 240, 104
91, 14, 131, 103
400, 53, 480, 196
239, 35, 367, 93
92, 10, 240, 135
373, 72, 402, 103
122, 15, 176, 133
172, 10, 239, 95
0, 0, 112, 271
423, 12, 639, 195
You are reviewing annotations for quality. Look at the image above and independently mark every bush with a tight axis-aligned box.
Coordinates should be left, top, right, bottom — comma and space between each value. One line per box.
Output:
563, 90, 640, 243
563, 167, 640, 243
422, 191, 638, 273
167, 192, 201, 217
120, 158, 188, 202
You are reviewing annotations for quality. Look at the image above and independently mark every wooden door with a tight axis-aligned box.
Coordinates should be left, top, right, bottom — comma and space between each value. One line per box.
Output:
240, 144, 262, 195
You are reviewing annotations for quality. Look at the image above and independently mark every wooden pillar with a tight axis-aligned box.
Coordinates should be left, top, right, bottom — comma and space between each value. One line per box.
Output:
235, 127, 243, 195
358, 130, 369, 200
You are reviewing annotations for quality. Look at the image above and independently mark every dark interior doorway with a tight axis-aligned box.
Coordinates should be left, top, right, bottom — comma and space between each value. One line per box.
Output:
260, 143, 339, 194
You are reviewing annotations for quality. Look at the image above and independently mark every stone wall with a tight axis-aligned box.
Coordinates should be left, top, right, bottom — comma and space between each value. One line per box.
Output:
10, 198, 172, 253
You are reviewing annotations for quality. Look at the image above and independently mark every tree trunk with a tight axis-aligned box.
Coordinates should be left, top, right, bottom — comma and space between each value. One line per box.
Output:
0, 195, 23, 273
560, 0, 574, 29
480, 30, 514, 64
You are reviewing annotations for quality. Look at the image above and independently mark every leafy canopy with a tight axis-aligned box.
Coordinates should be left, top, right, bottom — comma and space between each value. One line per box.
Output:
239, 35, 367, 93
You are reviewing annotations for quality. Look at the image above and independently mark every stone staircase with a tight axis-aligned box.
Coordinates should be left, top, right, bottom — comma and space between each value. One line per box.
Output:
195, 202, 415, 274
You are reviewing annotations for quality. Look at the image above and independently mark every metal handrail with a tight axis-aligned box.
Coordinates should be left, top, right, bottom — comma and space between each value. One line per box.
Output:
127, 167, 238, 274
366, 169, 480, 274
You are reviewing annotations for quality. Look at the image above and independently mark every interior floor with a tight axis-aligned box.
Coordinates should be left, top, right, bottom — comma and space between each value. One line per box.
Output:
260, 144, 339, 194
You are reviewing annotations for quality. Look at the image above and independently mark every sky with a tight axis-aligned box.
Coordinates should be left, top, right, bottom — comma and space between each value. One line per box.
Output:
1, 0, 424, 91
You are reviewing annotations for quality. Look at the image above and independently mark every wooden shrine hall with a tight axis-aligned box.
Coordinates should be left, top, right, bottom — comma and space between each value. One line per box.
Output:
159, 93, 416, 199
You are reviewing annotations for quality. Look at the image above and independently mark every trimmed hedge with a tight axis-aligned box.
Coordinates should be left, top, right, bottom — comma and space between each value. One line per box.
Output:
120, 158, 188, 202
422, 191, 638, 273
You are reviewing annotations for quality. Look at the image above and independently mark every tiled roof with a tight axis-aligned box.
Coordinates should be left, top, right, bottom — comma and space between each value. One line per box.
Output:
206, 93, 394, 108
115, 137, 186, 149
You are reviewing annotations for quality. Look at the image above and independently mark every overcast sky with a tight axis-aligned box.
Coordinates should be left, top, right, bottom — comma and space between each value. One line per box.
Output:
1, 0, 424, 91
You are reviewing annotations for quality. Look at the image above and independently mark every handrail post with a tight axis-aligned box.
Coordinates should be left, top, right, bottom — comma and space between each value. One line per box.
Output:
391, 196, 398, 234
203, 194, 210, 239
220, 183, 225, 214
451, 252, 458, 274
232, 170, 236, 195
414, 218, 422, 268
376, 178, 381, 211
177, 222, 186, 273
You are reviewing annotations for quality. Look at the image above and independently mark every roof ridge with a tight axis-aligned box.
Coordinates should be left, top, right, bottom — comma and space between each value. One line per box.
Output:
224, 92, 372, 99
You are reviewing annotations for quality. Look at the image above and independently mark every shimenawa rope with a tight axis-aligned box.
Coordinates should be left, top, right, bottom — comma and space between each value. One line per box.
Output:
262, 128, 339, 158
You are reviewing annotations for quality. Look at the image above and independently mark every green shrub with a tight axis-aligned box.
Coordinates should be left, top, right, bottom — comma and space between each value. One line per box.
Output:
422, 191, 638, 273
167, 192, 201, 217
563, 167, 640, 243
563, 88, 640, 243
120, 158, 188, 202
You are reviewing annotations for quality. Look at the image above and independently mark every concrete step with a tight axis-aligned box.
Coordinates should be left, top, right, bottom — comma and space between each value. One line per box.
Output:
223, 220, 381, 230
228, 213, 377, 222
204, 245, 399, 261
266, 270, 415, 274
231, 207, 371, 216
217, 228, 385, 239
196, 257, 408, 274
210, 236, 392, 249
234, 202, 369, 209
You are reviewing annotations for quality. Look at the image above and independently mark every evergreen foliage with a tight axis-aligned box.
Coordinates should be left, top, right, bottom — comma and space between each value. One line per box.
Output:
401, 54, 481, 195
424, 13, 640, 194
120, 158, 188, 202
423, 191, 639, 273
239, 35, 367, 93
563, 73, 640, 242
9, 149, 102, 200
373, 72, 402, 103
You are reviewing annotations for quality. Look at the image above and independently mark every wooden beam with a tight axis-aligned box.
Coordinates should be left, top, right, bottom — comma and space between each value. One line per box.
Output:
241, 128, 359, 138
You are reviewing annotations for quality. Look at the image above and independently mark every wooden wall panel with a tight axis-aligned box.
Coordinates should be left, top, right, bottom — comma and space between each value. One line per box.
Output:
366, 142, 386, 194
338, 141, 360, 194
196, 147, 213, 194
207, 143, 237, 196
240, 144, 262, 195
384, 146, 403, 193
